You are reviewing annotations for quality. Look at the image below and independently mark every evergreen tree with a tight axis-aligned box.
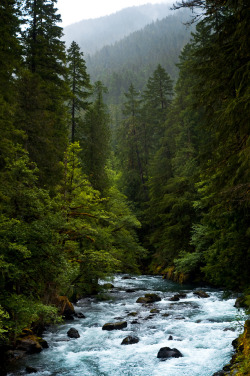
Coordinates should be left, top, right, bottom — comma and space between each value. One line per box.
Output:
79, 81, 111, 193
66, 41, 92, 143
117, 84, 148, 204
15, 0, 68, 190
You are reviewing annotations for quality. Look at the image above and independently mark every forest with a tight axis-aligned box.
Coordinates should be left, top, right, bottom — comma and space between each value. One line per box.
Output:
0, 0, 249, 372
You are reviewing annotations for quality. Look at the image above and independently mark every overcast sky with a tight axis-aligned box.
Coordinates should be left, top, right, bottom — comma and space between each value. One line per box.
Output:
57, 0, 173, 26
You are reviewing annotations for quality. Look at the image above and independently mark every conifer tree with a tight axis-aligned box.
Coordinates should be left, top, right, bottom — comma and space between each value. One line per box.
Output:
15, 0, 68, 190
80, 81, 110, 193
66, 41, 92, 143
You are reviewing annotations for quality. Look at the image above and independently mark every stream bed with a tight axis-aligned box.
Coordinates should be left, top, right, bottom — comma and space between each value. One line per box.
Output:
8, 274, 245, 376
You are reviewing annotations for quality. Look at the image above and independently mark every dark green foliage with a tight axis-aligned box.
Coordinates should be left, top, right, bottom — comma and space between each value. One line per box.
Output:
66, 41, 92, 142
86, 10, 195, 104
15, 0, 68, 190
79, 81, 111, 193
146, 0, 250, 289
0, 0, 145, 345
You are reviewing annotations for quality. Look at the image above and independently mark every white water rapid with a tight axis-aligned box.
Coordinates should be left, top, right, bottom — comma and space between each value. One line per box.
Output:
8, 275, 245, 376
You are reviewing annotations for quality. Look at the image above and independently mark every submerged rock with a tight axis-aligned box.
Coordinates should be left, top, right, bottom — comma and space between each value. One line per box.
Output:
126, 289, 136, 293
121, 336, 139, 345
136, 293, 161, 304
102, 321, 127, 330
157, 347, 183, 359
193, 290, 210, 298
150, 308, 160, 313
169, 295, 180, 301
67, 328, 80, 338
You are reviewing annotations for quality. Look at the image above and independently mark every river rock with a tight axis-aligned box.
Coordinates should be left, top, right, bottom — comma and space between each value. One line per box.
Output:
162, 312, 170, 317
121, 336, 139, 345
126, 289, 136, 293
102, 321, 127, 330
26, 366, 38, 373
168, 335, 173, 340
176, 293, 187, 298
127, 312, 137, 317
54, 295, 75, 320
169, 295, 180, 301
157, 347, 183, 359
136, 293, 161, 304
193, 290, 210, 298
75, 312, 86, 319
16, 336, 43, 354
67, 328, 80, 338
6, 350, 26, 360
131, 320, 139, 324
150, 308, 160, 313
212, 371, 225, 376
234, 296, 247, 308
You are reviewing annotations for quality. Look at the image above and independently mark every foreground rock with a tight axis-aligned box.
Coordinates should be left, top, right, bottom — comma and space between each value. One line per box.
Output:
157, 347, 183, 359
193, 290, 210, 298
121, 336, 139, 345
54, 295, 75, 320
102, 321, 127, 330
16, 335, 48, 354
67, 328, 80, 338
136, 294, 161, 304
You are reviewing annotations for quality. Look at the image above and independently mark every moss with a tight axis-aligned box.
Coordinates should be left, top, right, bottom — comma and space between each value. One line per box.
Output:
228, 320, 250, 376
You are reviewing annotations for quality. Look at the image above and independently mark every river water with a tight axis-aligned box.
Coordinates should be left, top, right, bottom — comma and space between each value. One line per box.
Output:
8, 275, 245, 376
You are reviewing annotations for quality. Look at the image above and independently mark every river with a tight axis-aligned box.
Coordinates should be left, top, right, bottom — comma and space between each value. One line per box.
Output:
8, 274, 245, 376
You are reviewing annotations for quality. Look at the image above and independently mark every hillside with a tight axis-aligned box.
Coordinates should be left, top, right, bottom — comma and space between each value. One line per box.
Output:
85, 9, 195, 104
62, 3, 173, 54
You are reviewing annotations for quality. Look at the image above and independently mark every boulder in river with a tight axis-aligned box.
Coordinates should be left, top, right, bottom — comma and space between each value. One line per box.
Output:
168, 335, 173, 340
74, 312, 86, 319
102, 321, 127, 330
127, 312, 137, 317
136, 293, 161, 304
169, 295, 180, 301
157, 347, 183, 359
16, 336, 43, 354
150, 308, 160, 313
121, 336, 139, 345
193, 290, 210, 298
234, 296, 247, 308
67, 328, 80, 338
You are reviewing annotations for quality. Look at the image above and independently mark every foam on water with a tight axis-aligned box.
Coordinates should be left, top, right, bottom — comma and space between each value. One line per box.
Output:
8, 275, 246, 376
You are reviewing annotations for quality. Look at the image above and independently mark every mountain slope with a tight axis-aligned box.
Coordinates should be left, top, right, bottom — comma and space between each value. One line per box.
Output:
86, 10, 195, 104
62, 3, 172, 54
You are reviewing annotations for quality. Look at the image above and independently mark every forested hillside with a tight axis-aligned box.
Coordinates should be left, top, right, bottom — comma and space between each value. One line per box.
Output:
62, 3, 172, 54
86, 10, 195, 104
0, 0, 146, 354
0, 1, 249, 373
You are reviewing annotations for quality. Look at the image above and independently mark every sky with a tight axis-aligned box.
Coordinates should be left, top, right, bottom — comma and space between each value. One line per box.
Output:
57, 0, 173, 27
